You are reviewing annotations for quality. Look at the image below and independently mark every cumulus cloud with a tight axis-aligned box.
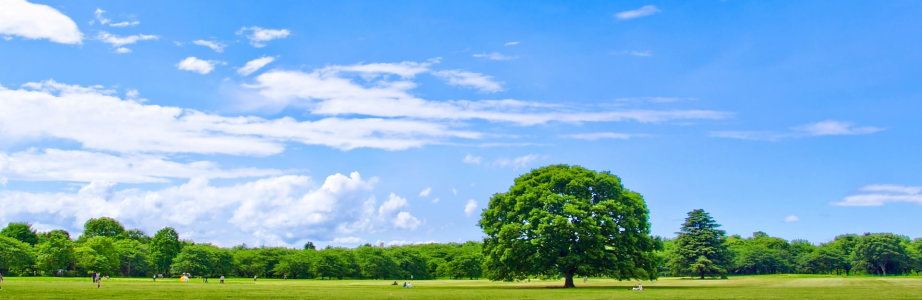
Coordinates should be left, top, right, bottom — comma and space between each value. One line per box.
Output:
193, 39, 226, 53
237, 56, 276, 76
243, 61, 731, 126
473, 52, 518, 61
784, 215, 800, 223
418, 187, 432, 197
114, 47, 131, 54
0, 0, 83, 44
615, 5, 661, 20
0, 148, 281, 184
711, 120, 884, 141
0, 172, 396, 247
0, 80, 483, 155
432, 70, 504, 92
176, 57, 219, 74
464, 199, 478, 217
393, 212, 421, 230
833, 184, 922, 207
237, 26, 290, 48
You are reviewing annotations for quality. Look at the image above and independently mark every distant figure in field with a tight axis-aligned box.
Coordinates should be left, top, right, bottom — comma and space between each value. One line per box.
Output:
632, 283, 643, 291
153, 275, 156, 281
1, 271, 4, 290
220, 275, 225, 284
391, 281, 398, 286
254, 275, 258, 282
402, 282, 407, 288
96, 274, 101, 288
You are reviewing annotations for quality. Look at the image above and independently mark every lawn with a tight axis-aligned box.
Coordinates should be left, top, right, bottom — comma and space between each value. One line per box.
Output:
2, 275, 921, 299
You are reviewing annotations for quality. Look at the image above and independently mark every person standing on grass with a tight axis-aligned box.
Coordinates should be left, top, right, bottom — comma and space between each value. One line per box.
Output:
220, 275, 225, 284
253, 275, 257, 282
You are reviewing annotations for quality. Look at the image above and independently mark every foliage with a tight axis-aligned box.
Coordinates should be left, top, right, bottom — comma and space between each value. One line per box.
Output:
0, 235, 35, 274
668, 209, 730, 278
149, 227, 182, 275
81, 217, 126, 239
1, 222, 39, 245
852, 233, 911, 275
480, 165, 658, 288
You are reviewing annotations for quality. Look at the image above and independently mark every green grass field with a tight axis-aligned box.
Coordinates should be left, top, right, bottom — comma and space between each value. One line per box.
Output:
2, 275, 921, 299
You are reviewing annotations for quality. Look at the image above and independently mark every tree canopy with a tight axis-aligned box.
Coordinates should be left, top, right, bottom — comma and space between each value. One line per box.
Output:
480, 164, 658, 288
668, 209, 730, 279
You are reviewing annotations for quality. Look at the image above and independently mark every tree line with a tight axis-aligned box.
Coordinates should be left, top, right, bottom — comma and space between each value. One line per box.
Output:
0, 217, 483, 279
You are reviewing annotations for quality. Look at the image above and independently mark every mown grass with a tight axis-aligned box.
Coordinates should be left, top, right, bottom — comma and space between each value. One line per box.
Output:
2, 274, 921, 299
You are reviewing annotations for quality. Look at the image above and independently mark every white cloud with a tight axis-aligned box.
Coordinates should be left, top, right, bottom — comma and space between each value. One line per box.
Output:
330, 236, 365, 245
832, 184, 922, 207
393, 212, 421, 230
243, 61, 731, 126
615, 5, 661, 20
93, 8, 139, 27
711, 120, 884, 141
114, 47, 131, 54
237, 56, 276, 76
431, 198, 440, 204
473, 52, 519, 61
451, 188, 458, 196
0, 0, 83, 44
494, 154, 542, 169
611, 50, 652, 57
193, 39, 226, 53
0, 148, 281, 184
432, 70, 504, 92
784, 215, 799, 223
237, 26, 290, 48
462, 154, 483, 165
418, 187, 432, 197
504, 41, 520, 46
464, 199, 478, 217
96, 31, 157, 48
176, 57, 218, 74
0, 172, 399, 247
0, 80, 484, 155
563, 132, 634, 141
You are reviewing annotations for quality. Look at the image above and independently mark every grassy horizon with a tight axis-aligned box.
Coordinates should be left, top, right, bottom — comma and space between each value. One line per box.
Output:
2, 275, 922, 299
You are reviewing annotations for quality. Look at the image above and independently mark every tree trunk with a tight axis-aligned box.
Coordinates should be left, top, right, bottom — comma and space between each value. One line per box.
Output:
880, 264, 887, 276
564, 271, 576, 288
699, 271, 705, 279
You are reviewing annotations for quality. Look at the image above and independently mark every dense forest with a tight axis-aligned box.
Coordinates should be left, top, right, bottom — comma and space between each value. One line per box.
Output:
1, 216, 921, 279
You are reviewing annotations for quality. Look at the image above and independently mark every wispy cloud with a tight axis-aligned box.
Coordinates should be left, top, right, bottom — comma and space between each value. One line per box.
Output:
432, 70, 504, 92
96, 31, 158, 49
610, 50, 652, 57
562, 132, 636, 141
462, 154, 483, 165
237, 26, 290, 48
833, 184, 922, 206
473, 52, 519, 61
93, 8, 139, 27
784, 215, 800, 222
0, 0, 83, 44
418, 187, 432, 197
711, 120, 884, 141
464, 199, 478, 217
237, 56, 276, 76
493, 154, 542, 169
615, 5, 661, 20
193, 39, 226, 53
504, 41, 520, 46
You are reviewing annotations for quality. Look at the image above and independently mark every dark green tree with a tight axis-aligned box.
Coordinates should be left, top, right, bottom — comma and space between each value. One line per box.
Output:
1, 222, 39, 245
480, 165, 658, 288
81, 217, 126, 239
170, 244, 231, 277
114, 239, 149, 276
0, 236, 35, 275
852, 233, 910, 275
669, 209, 730, 279
304, 241, 316, 250
35, 233, 75, 275
149, 227, 182, 274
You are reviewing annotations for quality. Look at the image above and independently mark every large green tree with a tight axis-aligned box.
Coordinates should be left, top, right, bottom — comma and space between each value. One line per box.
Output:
81, 217, 126, 239
852, 233, 910, 275
1, 222, 39, 245
480, 165, 658, 288
669, 209, 730, 279
149, 227, 182, 274
0, 236, 35, 274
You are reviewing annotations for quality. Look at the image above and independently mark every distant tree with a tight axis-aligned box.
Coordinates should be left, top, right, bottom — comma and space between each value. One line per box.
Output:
77, 236, 120, 274
115, 239, 149, 276
149, 227, 182, 274
314, 248, 356, 279
39, 229, 72, 243
1, 222, 39, 245
118, 229, 151, 243
480, 165, 658, 288
171, 244, 231, 277
35, 233, 75, 275
828, 234, 859, 275
355, 245, 397, 279
799, 246, 846, 274
0, 236, 35, 274
81, 217, 126, 239
273, 250, 315, 279
304, 241, 316, 250
852, 233, 910, 275
669, 209, 730, 279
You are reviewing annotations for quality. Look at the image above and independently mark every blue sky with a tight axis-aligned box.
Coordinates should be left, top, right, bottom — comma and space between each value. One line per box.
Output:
1, 0, 921, 247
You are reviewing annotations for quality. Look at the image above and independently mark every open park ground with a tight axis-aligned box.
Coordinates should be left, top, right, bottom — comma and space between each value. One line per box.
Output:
1, 275, 921, 299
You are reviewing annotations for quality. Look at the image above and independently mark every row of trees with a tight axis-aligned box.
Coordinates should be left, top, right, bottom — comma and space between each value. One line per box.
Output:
662, 209, 922, 278
0, 218, 483, 280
